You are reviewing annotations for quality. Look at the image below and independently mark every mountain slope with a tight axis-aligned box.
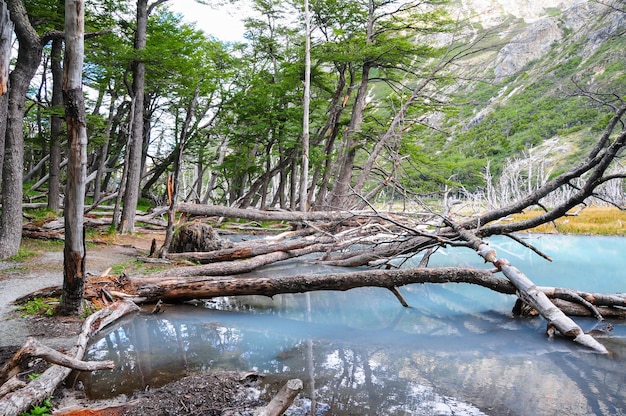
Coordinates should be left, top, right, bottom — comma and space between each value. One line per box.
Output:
419, 0, 626, 192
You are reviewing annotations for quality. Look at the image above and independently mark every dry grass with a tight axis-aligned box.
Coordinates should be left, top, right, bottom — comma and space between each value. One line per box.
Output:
509, 206, 626, 235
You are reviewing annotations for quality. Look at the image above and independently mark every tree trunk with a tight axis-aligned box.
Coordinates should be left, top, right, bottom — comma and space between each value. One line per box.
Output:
328, 63, 370, 209
327, 1, 376, 210
120, 0, 148, 233
0, 0, 11, 184
0, 0, 10, 96
92, 86, 118, 204
454, 225, 608, 354
47, 38, 63, 213
299, 0, 311, 213
58, 0, 87, 316
176, 202, 356, 222
255, 379, 303, 416
0, 0, 43, 258
160, 87, 200, 257
112, 266, 509, 304
312, 66, 347, 210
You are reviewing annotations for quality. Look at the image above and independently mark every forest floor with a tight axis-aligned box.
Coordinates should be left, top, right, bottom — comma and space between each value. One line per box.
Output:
0, 231, 265, 415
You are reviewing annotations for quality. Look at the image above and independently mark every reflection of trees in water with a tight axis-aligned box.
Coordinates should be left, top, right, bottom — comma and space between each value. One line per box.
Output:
546, 341, 626, 416
84, 314, 252, 399
83, 300, 626, 415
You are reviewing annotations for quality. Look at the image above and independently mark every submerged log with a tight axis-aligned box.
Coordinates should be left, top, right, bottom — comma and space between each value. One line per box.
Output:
255, 378, 303, 416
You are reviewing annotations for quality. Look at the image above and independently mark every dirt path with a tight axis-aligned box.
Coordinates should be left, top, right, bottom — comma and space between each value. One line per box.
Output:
0, 234, 157, 349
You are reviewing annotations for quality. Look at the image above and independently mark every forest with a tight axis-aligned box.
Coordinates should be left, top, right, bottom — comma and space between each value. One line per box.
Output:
1, 0, 626, 414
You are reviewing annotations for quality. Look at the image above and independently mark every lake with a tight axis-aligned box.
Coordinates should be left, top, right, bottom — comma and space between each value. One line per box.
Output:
84, 234, 626, 415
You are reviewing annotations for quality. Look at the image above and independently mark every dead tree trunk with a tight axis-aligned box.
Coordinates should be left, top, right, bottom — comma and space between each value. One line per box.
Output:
454, 225, 608, 354
58, 0, 88, 316
255, 379, 303, 416
109, 267, 507, 303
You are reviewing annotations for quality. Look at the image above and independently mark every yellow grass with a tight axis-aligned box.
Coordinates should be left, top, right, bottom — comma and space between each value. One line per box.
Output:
509, 206, 626, 235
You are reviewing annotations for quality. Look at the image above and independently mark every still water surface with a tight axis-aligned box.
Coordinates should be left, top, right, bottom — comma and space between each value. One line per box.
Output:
85, 234, 626, 415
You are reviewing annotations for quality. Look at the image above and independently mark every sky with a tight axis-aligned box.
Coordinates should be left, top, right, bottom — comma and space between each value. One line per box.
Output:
168, 0, 250, 42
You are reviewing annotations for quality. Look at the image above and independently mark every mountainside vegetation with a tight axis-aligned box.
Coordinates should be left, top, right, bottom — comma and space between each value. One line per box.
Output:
419, 0, 626, 194
2, 0, 623, 220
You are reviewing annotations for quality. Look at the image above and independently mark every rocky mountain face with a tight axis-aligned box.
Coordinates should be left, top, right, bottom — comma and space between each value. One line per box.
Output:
456, 0, 626, 81
428, 0, 626, 191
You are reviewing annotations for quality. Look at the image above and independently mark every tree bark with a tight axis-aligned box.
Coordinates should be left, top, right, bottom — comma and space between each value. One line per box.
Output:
0, 0, 10, 96
47, 37, 63, 213
0, 1, 11, 184
0, 0, 43, 258
58, 0, 88, 316
120, 0, 148, 233
112, 266, 511, 303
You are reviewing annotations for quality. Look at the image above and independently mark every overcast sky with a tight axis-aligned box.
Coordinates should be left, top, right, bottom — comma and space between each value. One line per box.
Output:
168, 0, 250, 42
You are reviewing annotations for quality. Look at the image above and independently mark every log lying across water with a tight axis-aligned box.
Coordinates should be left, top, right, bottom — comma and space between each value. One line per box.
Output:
454, 225, 609, 354
116, 267, 511, 303
97, 265, 626, 321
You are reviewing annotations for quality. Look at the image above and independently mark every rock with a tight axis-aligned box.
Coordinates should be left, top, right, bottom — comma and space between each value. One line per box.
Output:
493, 18, 562, 81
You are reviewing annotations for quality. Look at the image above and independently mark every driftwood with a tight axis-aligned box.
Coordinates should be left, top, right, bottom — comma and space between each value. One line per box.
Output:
0, 300, 139, 416
0, 338, 113, 387
255, 378, 303, 416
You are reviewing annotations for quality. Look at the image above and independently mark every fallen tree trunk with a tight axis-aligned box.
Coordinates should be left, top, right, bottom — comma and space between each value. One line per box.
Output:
255, 378, 303, 416
0, 338, 113, 387
117, 267, 511, 303
102, 266, 626, 322
176, 202, 365, 222
155, 240, 337, 277
0, 300, 139, 416
454, 225, 609, 354
164, 233, 330, 264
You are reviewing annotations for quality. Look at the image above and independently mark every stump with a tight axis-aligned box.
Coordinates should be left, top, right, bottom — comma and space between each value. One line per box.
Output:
170, 222, 232, 253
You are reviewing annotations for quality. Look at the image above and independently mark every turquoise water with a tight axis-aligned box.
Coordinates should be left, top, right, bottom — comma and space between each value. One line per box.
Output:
84, 234, 626, 415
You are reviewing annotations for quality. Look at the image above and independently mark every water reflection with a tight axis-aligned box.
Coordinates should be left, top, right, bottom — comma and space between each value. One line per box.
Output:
84, 234, 626, 415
